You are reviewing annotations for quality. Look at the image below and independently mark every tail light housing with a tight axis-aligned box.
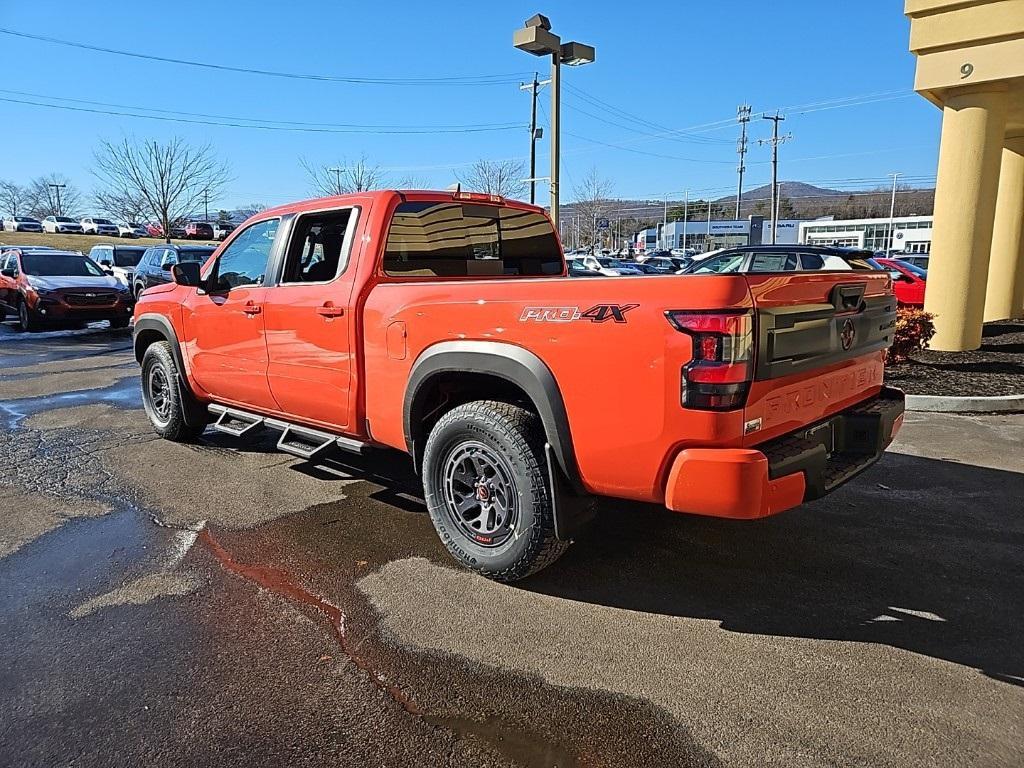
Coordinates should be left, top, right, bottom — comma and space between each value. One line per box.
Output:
666, 310, 754, 411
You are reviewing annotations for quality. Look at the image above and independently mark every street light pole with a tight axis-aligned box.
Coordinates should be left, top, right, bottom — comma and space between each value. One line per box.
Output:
887, 172, 901, 254
513, 15, 595, 230
682, 190, 689, 251
549, 50, 560, 226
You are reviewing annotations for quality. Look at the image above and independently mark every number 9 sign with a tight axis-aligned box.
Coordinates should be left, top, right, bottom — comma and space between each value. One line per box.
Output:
960, 62, 974, 79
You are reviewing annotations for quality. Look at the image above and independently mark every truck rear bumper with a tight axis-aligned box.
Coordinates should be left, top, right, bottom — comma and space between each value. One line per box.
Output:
664, 386, 905, 519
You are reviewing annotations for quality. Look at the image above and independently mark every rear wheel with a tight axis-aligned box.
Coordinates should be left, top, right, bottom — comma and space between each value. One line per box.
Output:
422, 401, 569, 582
141, 341, 206, 442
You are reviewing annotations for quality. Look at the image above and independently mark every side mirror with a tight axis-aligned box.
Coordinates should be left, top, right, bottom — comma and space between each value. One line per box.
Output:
101, 265, 114, 275
160, 260, 175, 271
171, 261, 202, 287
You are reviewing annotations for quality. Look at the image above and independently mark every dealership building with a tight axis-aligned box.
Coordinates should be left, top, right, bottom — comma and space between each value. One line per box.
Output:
636, 214, 933, 253
799, 215, 933, 252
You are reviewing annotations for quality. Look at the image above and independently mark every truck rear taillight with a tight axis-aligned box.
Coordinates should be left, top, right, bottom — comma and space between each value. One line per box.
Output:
666, 310, 754, 411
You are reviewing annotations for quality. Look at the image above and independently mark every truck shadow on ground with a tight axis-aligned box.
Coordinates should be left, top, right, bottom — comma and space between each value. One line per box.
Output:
522, 452, 1024, 687
198, 428, 1023, 687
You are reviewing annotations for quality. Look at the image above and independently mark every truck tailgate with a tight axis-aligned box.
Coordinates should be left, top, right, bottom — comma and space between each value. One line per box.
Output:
742, 271, 896, 446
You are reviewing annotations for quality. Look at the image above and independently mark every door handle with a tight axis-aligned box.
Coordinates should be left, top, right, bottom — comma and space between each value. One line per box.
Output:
316, 304, 345, 318
242, 303, 262, 315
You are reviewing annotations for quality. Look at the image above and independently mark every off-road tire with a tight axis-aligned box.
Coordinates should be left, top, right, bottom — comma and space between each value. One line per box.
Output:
141, 341, 207, 442
422, 400, 570, 582
17, 299, 42, 332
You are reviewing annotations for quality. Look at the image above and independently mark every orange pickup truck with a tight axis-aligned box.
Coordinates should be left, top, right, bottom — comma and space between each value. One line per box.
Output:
133, 190, 904, 581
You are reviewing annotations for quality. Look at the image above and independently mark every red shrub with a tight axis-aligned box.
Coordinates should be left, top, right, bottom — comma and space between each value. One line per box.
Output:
888, 308, 936, 364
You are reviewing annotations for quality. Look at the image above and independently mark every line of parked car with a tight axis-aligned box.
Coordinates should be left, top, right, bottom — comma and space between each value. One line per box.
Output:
566, 245, 928, 308
2, 215, 236, 240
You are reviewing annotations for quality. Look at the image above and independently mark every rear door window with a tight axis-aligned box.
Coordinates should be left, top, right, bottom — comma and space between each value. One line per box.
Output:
383, 201, 562, 278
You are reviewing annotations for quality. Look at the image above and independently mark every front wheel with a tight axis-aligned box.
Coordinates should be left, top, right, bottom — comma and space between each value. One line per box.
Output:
422, 401, 569, 582
18, 300, 42, 332
141, 341, 207, 442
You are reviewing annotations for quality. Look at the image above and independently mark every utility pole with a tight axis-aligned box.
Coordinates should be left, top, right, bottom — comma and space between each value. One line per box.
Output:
203, 188, 209, 221
706, 199, 712, 249
519, 73, 549, 205
682, 190, 689, 251
48, 183, 66, 216
886, 172, 901, 254
735, 104, 751, 220
326, 166, 344, 195
759, 112, 792, 244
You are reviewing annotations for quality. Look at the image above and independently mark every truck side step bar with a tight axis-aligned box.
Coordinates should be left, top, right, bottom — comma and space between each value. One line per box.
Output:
207, 404, 368, 460
212, 408, 264, 438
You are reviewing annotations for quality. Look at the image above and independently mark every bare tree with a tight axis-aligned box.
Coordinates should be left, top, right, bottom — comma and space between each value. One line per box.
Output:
93, 188, 149, 223
0, 180, 32, 217
396, 174, 428, 189
456, 159, 528, 199
27, 173, 83, 218
571, 167, 614, 249
236, 202, 268, 220
93, 137, 230, 243
302, 153, 387, 196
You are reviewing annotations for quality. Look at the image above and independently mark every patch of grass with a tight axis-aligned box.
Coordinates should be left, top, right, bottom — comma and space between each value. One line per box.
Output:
0, 231, 214, 253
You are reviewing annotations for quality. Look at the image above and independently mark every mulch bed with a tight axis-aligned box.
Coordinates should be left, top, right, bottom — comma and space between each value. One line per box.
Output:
884, 320, 1024, 397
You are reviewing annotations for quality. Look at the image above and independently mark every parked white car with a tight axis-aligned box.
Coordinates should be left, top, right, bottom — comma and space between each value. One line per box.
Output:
42, 216, 84, 234
116, 221, 148, 238
2, 215, 44, 233
81, 217, 120, 236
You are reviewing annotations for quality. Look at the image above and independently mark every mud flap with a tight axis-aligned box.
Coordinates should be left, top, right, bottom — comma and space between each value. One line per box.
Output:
177, 375, 210, 431
545, 443, 596, 541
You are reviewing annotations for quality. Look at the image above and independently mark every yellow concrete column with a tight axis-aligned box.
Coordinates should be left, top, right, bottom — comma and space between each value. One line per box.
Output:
984, 134, 1024, 321
925, 84, 1008, 350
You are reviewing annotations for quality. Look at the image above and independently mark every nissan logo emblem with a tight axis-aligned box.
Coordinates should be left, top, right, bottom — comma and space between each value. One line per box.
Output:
840, 318, 856, 351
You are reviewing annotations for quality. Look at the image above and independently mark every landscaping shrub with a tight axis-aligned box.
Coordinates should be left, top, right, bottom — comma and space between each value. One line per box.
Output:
888, 308, 936, 364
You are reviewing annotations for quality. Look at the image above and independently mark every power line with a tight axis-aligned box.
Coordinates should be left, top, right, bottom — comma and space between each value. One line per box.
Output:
0, 27, 531, 86
0, 94, 526, 134
0, 89, 522, 130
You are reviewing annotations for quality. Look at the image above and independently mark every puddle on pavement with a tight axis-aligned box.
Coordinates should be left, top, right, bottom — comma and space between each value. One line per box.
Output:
199, 528, 584, 768
0, 375, 140, 428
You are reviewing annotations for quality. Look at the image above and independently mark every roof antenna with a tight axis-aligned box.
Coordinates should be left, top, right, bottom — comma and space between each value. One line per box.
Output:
447, 183, 461, 194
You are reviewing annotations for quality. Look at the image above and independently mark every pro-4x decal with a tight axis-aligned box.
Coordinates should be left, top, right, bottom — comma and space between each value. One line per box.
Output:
519, 304, 638, 324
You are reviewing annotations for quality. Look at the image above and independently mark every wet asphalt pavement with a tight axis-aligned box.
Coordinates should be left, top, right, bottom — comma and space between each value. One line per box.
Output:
1, 321, 1022, 768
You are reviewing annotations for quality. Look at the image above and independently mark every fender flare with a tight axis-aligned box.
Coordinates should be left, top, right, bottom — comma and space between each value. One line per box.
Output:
403, 340, 584, 494
133, 313, 186, 373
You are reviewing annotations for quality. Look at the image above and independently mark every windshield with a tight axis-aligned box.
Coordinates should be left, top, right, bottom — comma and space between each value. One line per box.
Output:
113, 248, 146, 267
896, 261, 928, 278
690, 254, 745, 274
22, 254, 105, 277
15, 216, 35, 222
127, 222, 142, 228
55, 216, 76, 223
94, 218, 113, 225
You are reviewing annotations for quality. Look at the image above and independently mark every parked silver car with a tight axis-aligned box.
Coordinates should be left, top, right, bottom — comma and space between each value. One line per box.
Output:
2, 215, 43, 233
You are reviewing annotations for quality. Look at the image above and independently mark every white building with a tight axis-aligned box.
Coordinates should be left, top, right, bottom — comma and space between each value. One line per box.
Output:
799, 215, 933, 253
635, 217, 801, 252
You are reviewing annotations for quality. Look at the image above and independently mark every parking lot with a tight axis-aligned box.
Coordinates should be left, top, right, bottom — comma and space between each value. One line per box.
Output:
1, 322, 1022, 768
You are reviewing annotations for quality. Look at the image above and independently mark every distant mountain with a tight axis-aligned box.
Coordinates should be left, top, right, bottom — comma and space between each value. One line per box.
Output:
715, 181, 847, 204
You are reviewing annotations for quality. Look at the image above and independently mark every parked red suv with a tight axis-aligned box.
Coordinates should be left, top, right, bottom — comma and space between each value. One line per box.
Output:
0, 249, 134, 331
184, 222, 215, 240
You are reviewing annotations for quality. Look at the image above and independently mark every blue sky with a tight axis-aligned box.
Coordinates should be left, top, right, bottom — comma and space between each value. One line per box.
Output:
0, 0, 940, 210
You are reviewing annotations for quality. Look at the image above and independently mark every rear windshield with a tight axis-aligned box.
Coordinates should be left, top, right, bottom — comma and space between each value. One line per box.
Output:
94, 218, 113, 225
22, 254, 104, 277
178, 247, 215, 262
55, 217, 76, 223
113, 248, 146, 267
383, 201, 563, 278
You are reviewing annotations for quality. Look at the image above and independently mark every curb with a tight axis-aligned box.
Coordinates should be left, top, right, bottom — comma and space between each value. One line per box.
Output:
905, 393, 1024, 413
